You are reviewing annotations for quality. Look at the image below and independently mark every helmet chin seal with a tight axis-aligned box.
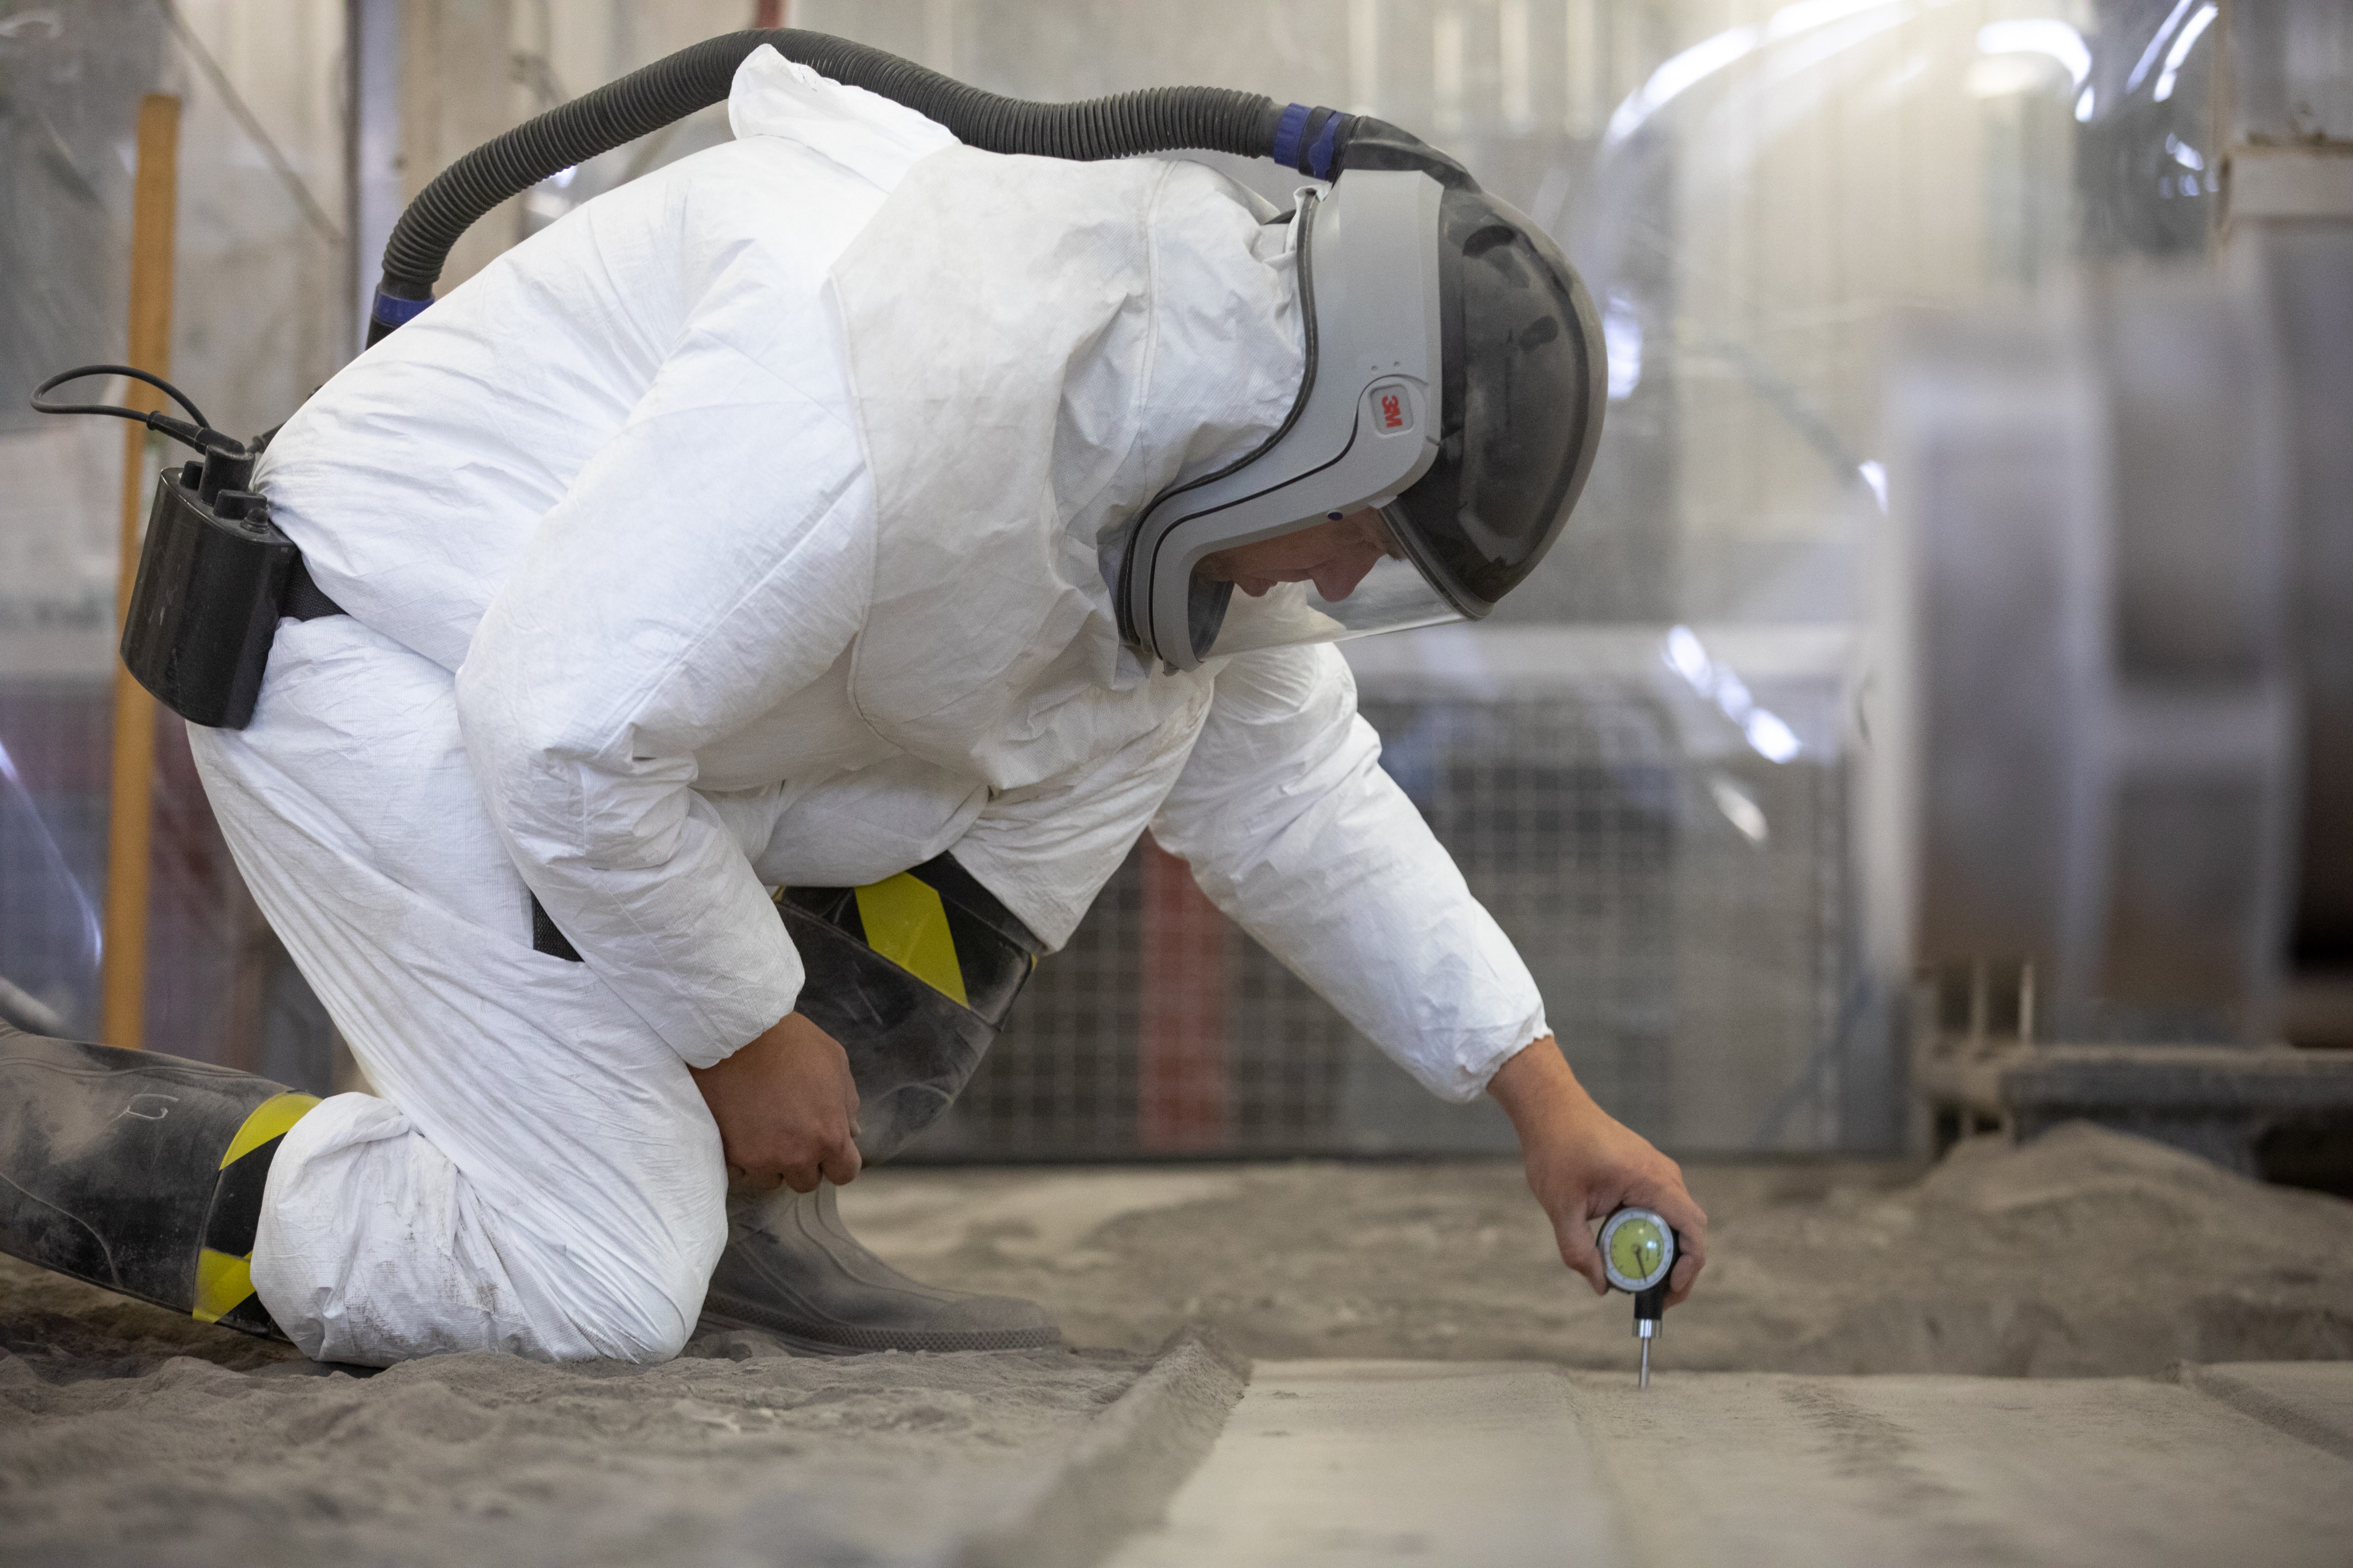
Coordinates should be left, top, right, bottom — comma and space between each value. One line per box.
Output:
1113, 170, 1606, 671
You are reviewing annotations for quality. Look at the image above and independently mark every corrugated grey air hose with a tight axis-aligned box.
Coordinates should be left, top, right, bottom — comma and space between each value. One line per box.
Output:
368, 28, 1459, 343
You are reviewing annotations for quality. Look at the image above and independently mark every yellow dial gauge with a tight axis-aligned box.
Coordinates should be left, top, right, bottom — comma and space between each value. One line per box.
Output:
1599, 1207, 1676, 1292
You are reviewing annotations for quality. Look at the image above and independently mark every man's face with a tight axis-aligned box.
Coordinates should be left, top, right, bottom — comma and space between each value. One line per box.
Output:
1194, 508, 1405, 603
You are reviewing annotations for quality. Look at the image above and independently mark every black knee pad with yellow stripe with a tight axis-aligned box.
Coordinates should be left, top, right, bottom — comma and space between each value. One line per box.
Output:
777, 853, 1044, 1161
0, 1024, 315, 1335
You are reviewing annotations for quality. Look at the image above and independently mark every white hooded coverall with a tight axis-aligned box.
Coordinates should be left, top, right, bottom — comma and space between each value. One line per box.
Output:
193, 50, 1550, 1365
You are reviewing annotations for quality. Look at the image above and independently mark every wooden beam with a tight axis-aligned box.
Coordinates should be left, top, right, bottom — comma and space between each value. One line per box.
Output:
99, 93, 181, 1051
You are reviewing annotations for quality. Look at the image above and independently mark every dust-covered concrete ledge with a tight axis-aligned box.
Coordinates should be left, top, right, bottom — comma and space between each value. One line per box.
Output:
1106, 1358, 2353, 1567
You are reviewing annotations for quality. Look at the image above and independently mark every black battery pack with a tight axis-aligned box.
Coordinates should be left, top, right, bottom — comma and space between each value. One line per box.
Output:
120, 456, 298, 730
32, 365, 319, 730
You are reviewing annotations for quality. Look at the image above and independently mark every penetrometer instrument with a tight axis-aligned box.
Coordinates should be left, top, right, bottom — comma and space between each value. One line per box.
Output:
1599, 1206, 1678, 1388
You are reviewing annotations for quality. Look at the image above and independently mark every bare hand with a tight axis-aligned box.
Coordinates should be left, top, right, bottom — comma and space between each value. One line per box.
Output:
1487, 1037, 1708, 1307
688, 1012, 861, 1192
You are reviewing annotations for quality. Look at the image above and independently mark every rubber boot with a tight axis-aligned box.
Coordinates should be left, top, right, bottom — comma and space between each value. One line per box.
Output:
699, 1180, 1061, 1354
0, 1023, 317, 1335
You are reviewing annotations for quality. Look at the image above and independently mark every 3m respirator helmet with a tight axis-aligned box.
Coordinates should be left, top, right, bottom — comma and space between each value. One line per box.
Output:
340, 32, 1607, 674
1115, 163, 1606, 669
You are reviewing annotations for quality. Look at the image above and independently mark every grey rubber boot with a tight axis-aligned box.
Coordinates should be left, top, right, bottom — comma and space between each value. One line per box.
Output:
697, 1181, 1062, 1354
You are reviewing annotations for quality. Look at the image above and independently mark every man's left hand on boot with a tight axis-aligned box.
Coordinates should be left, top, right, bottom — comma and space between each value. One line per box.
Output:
690, 1012, 863, 1192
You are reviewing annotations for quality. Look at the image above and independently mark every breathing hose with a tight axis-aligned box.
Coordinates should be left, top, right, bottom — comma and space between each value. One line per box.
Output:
369, 27, 1466, 343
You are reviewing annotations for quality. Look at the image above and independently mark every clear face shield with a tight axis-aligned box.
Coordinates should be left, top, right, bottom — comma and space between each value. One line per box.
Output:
1115, 169, 1606, 672
1185, 506, 1466, 661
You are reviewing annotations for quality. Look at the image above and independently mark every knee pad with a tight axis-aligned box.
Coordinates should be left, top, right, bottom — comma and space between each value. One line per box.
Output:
530, 851, 1044, 1159
777, 853, 1044, 1160
0, 1024, 318, 1335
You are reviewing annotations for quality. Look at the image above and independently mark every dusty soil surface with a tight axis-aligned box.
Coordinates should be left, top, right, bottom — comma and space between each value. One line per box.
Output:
0, 1266, 1156, 1568
3, 1124, 2348, 1566
848, 1124, 2353, 1375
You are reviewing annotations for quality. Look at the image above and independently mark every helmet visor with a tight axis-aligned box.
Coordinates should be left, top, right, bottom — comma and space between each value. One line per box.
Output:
1383, 188, 1607, 614
1189, 506, 1465, 661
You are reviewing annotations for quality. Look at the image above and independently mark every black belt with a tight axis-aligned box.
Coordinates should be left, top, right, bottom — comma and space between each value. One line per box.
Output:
283, 555, 345, 621
531, 899, 583, 963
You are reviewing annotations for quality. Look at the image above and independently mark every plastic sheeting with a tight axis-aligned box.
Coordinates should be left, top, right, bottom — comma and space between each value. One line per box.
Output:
0, 1, 348, 1079
4, 0, 2200, 1156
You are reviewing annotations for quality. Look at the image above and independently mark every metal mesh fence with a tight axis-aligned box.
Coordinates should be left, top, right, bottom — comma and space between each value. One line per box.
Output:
912, 655, 1857, 1161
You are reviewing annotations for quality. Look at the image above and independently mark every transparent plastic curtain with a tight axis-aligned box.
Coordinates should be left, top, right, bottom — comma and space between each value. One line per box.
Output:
1514, 0, 2217, 1149
2, 1, 2219, 1147
0, 1, 348, 1067
0, 2, 165, 1038
495, 3, 2221, 1156
1559, 0, 2116, 634
762, 0, 2175, 1154
0, 717, 102, 1034
1534, 0, 2214, 632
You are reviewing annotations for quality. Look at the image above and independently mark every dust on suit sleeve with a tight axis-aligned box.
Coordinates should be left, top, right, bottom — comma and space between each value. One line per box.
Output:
453, 284, 877, 1070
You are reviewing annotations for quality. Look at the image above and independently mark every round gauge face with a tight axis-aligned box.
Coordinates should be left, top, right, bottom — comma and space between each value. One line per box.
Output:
1599, 1208, 1675, 1293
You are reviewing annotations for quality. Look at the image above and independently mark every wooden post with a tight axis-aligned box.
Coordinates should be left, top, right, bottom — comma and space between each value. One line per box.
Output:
99, 94, 181, 1051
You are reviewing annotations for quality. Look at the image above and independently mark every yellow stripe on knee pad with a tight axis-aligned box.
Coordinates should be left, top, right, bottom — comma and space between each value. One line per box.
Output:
218, 1091, 321, 1169
193, 1091, 319, 1327
191, 1247, 255, 1324
853, 872, 968, 1007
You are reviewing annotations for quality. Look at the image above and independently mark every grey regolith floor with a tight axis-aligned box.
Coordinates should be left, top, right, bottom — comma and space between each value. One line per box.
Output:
1, 1126, 2348, 1565
845, 1123, 2353, 1375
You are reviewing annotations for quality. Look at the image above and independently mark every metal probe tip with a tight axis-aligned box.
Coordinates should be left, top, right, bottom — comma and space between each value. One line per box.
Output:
1640, 1339, 1650, 1389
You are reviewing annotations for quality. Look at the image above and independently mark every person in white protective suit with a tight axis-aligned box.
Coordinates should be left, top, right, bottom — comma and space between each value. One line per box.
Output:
3, 47, 1707, 1366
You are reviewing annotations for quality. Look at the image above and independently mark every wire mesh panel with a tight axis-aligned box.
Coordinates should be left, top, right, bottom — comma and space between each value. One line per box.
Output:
912, 627, 1862, 1161
1384, 696, 1680, 1143
950, 848, 1147, 1153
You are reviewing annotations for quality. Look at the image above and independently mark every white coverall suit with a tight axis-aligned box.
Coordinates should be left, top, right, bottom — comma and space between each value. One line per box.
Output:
193, 51, 1549, 1366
